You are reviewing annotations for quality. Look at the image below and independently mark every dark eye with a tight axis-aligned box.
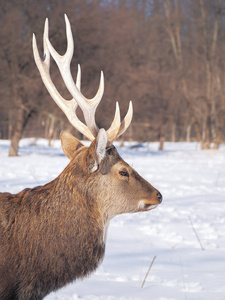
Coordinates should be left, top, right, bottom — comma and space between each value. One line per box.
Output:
119, 170, 129, 177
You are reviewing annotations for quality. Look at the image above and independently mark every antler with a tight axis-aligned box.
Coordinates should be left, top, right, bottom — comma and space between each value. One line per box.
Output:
32, 14, 133, 143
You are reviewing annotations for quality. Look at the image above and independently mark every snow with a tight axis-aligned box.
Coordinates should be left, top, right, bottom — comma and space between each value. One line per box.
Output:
0, 139, 225, 300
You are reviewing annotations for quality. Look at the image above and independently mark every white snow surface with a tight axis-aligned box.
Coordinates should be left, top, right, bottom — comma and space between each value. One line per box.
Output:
0, 139, 225, 300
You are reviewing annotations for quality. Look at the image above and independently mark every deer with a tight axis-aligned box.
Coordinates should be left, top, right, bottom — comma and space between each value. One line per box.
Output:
0, 15, 162, 300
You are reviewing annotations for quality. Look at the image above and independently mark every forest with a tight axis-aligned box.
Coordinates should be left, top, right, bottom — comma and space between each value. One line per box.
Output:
0, 0, 225, 155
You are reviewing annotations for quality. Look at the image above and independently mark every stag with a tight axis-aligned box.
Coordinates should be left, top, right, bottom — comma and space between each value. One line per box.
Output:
0, 15, 162, 300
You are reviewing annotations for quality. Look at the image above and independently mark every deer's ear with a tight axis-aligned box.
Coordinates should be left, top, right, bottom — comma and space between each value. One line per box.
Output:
89, 129, 108, 173
95, 129, 108, 165
61, 131, 84, 160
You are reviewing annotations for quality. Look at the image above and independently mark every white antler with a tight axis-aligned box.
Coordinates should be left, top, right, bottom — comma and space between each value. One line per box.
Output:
32, 14, 133, 143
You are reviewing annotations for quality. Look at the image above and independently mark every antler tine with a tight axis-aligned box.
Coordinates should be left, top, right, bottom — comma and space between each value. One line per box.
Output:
76, 64, 81, 91
32, 21, 95, 141
106, 102, 121, 142
116, 101, 133, 139
45, 14, 104, 137
43, 19, 50, 71
106, 101, 133, 143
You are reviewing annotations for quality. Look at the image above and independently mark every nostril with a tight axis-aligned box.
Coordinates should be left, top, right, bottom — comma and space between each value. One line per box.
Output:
157, 192, 162, 203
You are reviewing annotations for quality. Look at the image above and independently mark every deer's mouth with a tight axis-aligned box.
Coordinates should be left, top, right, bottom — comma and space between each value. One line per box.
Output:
138, 200, 158, 211
144, 203, 158, 210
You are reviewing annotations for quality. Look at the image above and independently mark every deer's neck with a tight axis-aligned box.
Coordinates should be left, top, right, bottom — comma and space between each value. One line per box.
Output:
39, 177, 106, 276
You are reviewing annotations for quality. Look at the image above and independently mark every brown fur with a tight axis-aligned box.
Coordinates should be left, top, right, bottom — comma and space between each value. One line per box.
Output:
0, 132, 162, 300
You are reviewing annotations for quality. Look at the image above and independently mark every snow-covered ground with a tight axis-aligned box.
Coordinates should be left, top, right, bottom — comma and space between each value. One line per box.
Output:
0, 139, 225, 300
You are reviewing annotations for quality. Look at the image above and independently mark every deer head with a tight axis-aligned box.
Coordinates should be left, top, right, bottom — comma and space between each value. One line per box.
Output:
32, 14, 162, 220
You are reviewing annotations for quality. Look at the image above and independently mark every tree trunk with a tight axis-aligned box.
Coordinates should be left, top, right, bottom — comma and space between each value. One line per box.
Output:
213, 128, 222, 149
8, 97, 32, 156
159, 136, 165, 151
47, 115, 56, 147
186, 123, 191, 142
171, 121, 176, 142
8, 99, 26, 156
158, 121, 165, 151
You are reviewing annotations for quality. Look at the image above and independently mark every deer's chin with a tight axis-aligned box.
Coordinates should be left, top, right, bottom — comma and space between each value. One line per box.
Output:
138, 201, 158, 211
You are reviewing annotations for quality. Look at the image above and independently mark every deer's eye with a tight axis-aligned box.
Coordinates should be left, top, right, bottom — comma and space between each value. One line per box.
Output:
119, 170, 129, 177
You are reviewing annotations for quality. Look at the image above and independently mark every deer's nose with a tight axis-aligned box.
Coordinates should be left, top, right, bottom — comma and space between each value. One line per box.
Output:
157, 192, 163, 203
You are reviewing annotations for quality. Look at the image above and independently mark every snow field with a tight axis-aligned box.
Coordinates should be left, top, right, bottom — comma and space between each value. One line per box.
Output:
0, 139, 224, 300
